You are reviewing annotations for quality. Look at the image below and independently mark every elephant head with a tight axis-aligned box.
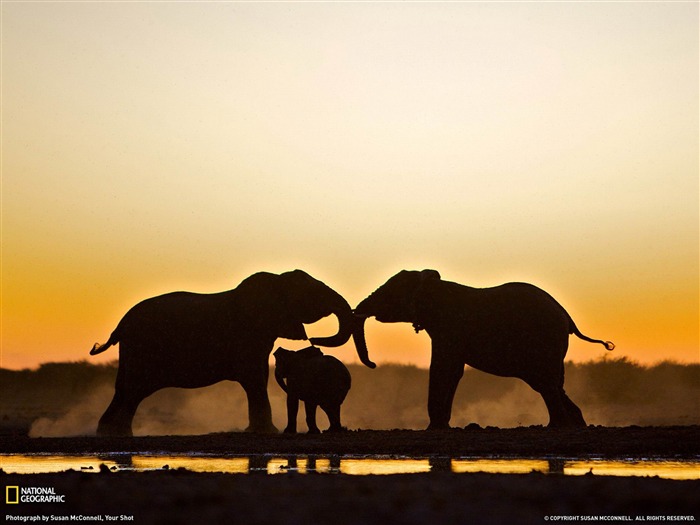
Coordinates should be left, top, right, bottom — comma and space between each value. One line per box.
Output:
275, 270, 375, 368
274, 269, 351, 345
352, 269, 440, 368
273, 346, 323, 392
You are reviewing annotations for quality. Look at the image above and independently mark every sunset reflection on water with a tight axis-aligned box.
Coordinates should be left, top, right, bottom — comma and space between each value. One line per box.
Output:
1, 455, 698, 480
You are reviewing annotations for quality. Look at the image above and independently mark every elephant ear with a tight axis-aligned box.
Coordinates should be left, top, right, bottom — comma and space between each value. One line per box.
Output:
277, 270, 318, 321
278, 269, 355, 348
273, 347, 293, 363
412, 269, 441, 332
276, 271, 311, 340
274, 347, 294, 391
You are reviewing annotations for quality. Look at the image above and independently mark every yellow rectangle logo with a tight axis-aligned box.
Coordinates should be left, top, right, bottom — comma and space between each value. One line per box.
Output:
6, 485, 19, 504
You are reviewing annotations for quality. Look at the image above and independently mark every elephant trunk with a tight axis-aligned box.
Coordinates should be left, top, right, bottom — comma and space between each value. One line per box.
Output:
308, 290, 377, 369
308, 294, 354, 348
274, 368, 289, 393
351, 314, 377, 369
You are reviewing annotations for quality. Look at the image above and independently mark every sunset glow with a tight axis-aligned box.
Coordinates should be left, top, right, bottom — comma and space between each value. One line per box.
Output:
2, 2, 698, 370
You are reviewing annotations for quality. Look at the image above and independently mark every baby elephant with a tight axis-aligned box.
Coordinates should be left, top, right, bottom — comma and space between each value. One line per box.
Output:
273, 346, 351, 434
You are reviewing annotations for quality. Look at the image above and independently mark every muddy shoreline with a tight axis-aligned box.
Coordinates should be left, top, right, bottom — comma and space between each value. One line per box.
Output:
2, 426, 699, 458
3, 428, 698, 524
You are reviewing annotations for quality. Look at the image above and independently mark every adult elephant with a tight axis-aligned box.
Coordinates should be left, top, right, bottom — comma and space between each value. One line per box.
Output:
351, 270, 614, 429
90, 269, 374, 436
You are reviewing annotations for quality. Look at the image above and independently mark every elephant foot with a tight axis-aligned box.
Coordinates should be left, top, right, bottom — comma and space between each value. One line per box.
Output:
426, 422, 451, 431
546, 419, 587, 430
566, 412, 587, 428
324, 426, 348, 433
96, 421, 133, 438
283, 427, 297, 434
245, 422, 279, 434
306, 428, 321, 435
546, 413, 587, 429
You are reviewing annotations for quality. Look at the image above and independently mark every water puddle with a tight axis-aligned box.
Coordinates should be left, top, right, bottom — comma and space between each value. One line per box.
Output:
1, 454, 698, 480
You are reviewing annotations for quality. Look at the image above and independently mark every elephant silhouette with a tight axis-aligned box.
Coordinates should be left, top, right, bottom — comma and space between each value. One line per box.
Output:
90, 270, 374, 436
352, 269, 614, 429
274, 346, 351, 434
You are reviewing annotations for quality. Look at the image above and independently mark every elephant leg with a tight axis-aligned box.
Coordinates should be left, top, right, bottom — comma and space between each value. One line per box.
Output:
535, 384, 578, 428
427, 354, 464, 430
530, 360, 586, 428
305, 403, 320, 434
96, 388, 144, 437
322, 404, 344, 432
561, 392, 587, 427
241, 371, 278, 433
284, 395, 299, 434
557, 363, 587, 427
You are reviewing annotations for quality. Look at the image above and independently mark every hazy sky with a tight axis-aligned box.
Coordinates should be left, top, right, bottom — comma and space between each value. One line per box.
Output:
2, 1, 698, 370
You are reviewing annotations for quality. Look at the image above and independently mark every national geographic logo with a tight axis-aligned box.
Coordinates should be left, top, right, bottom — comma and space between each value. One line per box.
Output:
5, 486, 66, 504
6, 486, 19, 504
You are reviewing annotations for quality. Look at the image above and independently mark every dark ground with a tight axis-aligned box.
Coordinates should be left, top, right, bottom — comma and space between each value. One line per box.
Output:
3, 469, 699, 525
2, 427, 699, 525
2, 425, 699, 457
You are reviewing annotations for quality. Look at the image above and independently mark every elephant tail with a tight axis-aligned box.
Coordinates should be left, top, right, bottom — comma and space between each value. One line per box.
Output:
570, 321, 615, 351
90, 332, 119, 355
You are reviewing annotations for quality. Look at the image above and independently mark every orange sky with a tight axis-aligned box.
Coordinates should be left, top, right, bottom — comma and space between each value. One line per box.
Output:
1, 2, 698, 370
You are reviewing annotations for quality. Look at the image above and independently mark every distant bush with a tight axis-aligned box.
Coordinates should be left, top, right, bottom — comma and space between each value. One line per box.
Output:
1, 357, 697, 436
0, 361, 117, 435
564, 357, 700, 426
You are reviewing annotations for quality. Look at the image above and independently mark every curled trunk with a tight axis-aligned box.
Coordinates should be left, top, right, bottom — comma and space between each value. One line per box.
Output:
307, 292, 376, 369
309, 301, 354, 348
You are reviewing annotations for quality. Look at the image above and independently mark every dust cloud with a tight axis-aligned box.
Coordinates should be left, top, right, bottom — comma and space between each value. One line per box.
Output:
0, 358, 696, 437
